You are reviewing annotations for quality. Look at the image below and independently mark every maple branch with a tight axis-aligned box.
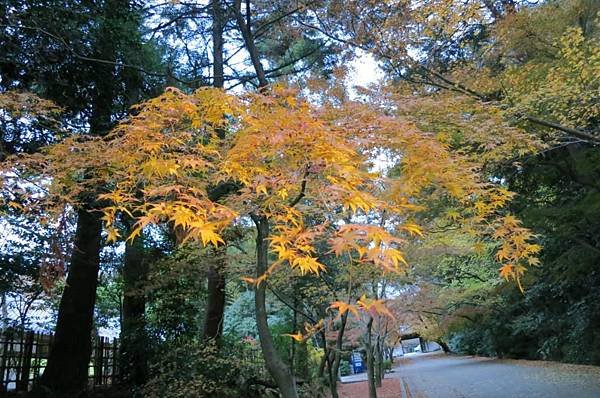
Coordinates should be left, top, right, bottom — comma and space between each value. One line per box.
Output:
298, 19, 600, 145
288, 171, 309, 207
402, 308, 475, 322
457, 271, 488, 283
266, 283, 317, 324
207, 181, 241, 202
524, 116, 600, 145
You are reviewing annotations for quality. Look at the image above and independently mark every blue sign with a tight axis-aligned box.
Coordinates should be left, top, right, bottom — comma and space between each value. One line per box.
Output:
350, 352, 364, 373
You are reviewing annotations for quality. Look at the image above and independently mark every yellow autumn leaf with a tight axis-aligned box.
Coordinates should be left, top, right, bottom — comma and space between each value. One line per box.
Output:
283, 332, 304, 342
106, 227, 121, 243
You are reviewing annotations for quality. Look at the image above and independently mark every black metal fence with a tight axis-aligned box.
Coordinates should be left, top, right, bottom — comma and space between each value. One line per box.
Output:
0, 329, 119, 394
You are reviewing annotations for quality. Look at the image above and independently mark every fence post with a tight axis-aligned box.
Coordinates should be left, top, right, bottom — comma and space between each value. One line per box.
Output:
16, 331, 34, 391
94, 336, 104, 386
111, 338, 118, 384
0, 330, 8, 394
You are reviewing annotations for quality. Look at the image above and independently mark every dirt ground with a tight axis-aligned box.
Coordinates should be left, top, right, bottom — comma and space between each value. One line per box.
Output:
338, 378, 403, 398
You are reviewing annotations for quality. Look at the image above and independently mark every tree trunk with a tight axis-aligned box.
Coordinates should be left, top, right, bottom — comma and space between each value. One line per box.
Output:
119, 226, 148, 385
366, 317, 377, 398
38, 208, 102, 393
329, 310, 348, 398
317, 344, 329, 379
375, 336, 383, 386
212, 0, 225, 90
234, 0, 268, 88
38, 1, 123, 392
1, 293, 6, 330
203, 249, 227, 341
252, 215, 298, 398
202, 0, 228, 344
437, 339, 451, 354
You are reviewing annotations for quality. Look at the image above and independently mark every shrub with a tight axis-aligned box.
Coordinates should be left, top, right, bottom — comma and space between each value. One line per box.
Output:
339, 360, 351, 376
142, 340, 240, 398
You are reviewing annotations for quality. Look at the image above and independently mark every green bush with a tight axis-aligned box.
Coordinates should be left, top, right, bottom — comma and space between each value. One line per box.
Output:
142, 340, 241, 398
339, 360, 351, 376
383, 359, 392, 372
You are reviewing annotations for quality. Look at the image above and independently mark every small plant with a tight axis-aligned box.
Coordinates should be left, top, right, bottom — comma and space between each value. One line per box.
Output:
339, 360, 351, 376
383, 359, 392, 372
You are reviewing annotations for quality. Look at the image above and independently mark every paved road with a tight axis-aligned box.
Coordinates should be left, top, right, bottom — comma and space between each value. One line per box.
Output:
393, 352, 600, 398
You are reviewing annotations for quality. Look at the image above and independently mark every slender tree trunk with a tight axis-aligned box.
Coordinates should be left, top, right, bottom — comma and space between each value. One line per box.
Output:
119, 225, 148, 385
295, 339, 309, 381
437, 339, 451, 354
329, 310, 348, 398
38, 208, 102, 393
234, 0, 268, 88
202, 0, 228, 343
366, 317, 377, 398
375, 336, 383, 386
212, 0, 225, 90
317, 344, 329, 379
290, 296, 297, 376
203, 249, 227, 341
252, 215, 298, 398
1, 293, 6, 331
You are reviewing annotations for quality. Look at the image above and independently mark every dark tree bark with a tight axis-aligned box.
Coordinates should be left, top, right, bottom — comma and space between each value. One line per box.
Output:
212, 0, 225, 90
329, 310, 349, 398
37, 1, 128, 393
252, 215, 298, 398
233, 0, 268, 88
38, 207, 102, 393
203, 249, 227, 341
437, 339, 452, 354
365, 317, 377, 398
375, 335, 383, 386
202, 0, 228, 343
119, 225, 148, 385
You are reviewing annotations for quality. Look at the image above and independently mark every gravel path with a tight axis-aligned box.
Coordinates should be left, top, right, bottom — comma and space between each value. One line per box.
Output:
394, 353, 600, 398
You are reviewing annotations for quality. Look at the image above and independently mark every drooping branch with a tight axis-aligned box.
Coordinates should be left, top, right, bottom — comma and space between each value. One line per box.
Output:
297, 18, 600, 146
525, 116, 600, 145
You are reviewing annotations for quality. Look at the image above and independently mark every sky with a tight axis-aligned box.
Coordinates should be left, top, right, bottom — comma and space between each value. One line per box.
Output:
349, 51, 384, 88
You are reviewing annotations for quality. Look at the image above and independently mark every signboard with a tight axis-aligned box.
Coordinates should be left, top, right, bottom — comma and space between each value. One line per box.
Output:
350, 352, 364, 374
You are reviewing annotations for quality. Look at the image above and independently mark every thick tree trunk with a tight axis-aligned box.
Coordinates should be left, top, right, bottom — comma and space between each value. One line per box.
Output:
38, 208, 102, 393
252, 215, 298, 398
366, 317, 377, 398
37, 2, 124, 392
119, 227, 148, 385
